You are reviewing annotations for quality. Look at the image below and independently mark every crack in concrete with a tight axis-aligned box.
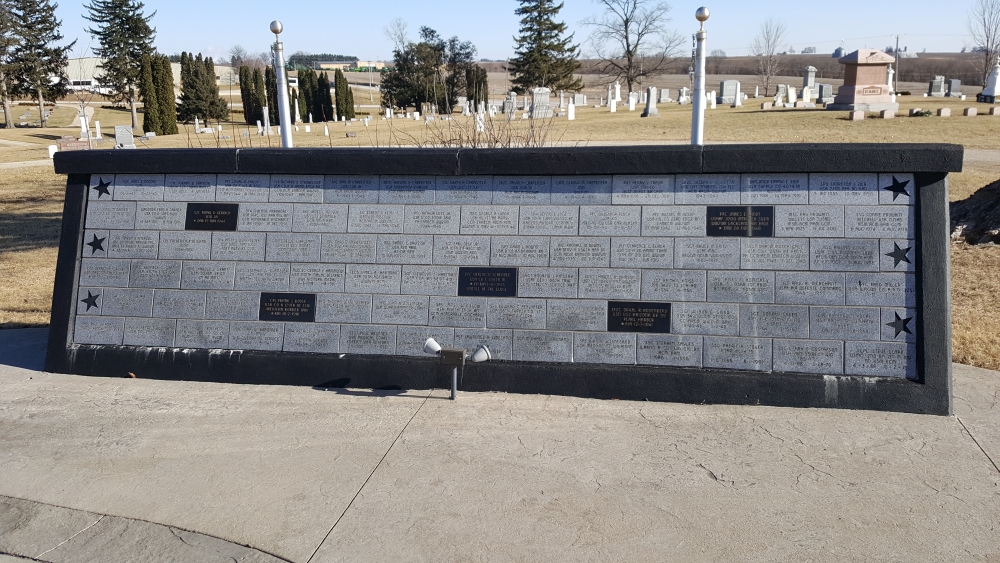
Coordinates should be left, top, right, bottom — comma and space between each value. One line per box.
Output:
34, 514, 105, 559
169, 528, 239, 563
957, 417, 1000, 476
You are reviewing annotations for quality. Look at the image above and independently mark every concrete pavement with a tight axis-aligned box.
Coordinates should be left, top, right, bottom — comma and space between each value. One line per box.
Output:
0, 328, 997, 562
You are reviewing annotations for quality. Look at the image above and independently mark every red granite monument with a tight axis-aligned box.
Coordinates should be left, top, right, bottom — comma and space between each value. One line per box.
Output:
827, 49, 898, 113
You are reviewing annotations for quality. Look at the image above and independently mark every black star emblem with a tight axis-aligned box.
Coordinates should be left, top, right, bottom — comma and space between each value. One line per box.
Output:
885, 242, 912, 267
92, 177, 112, 198
80, 291, 100, 311
882, 175, 910, 201
885, 312, 913, 338
86, 233, 106, 255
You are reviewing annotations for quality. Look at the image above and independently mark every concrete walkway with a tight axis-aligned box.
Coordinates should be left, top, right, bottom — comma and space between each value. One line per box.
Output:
0, 328, 998, 562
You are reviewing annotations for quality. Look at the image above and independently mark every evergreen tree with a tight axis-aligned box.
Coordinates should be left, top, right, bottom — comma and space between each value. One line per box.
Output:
84, 0, 156, 129
344, 76, 354, 119
137, 52, 159, 133
318, 70, 331, 121
251, 66, 266, 124
508, 0, 582, 93
297, 68, 313, 120
153, 54, 176, 133
238, 65, 252, 124
9, 0, 74, 128
381, 27, 474, 111
264, 65, 278, 124
333, 69, 353, 120
0, 2, 15, 128
296, 83, 306, 121
176, 52, 227, 123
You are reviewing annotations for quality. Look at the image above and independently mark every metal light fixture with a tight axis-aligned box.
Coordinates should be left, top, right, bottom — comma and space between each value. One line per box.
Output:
423, 338, 491, 400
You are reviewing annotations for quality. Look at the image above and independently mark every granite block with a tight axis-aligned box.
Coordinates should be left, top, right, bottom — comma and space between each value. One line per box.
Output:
578, 268, 640, 300
460, 205, 519, 235
316, 293, 373, 324
877, 173, 916, 205
123, 317, 176, 347
671, 303, 739, 336
205, 291, 260, 320
215, 174, 270, 202
741, 174, 808, 204
235, 262, 289, 291
88, 175, 115, 200
82, 231, 109, 257
174, 319, 230, 349
641, 206, 707, 236
740, 238, 809, 270
404, 205, 461, 234
229, 321, 284, 351
163, 174, 216, 201
810, 239, 879, 271
401, 265, 459, 296
706, 271, 775, 303
512, 330, 573, 362
128, 259, 181, 288
348, 204, 404, 234
74, 316, 125, 345
549, 237, 610, 268
518, 206, 579, 236
571, 332, 635, 365
344, 264, 401, 294
611, 175, 674, 205
550, 176, 613, 205
636, 334, 703, 367
772, 339, 844, 374
379, 176, 436, 204
372, 294, 429, 325
674, 174, 741, 205
434, 176, 493, 204
395, 325, 454, 356
493, 177, 551, 204
845, 206, 915, 239
265, 233, 321, 262
881, 307, 917, 342
808, 173, 878, 205
321, 234, 377, 263
578, 206, 641, 236
844, 340, 916, 378
739, 304, 809, 338
323, 176, 379, 204
490, 236, 550, 267
517, 267, 578, 298
809, 306, 881, 340
454, 328, 513, 360
77, 288, 103, 316
545, 299, 607, 331
376, 234, 434, 264
880, 239, 916, 271
611, 237, 674, 269
112, 174, 164, 201
846, 273, 917, 307
428, 296, 486, 327
237, 203, 292, 232
774, 205, 845, 237
108, 231, 159, 259
101, 287, 153, 317
80, 258, 130, 287
283, 323, 341, 353
152, 289, 206, 319
158, 231, 212, 260
211, 232, 266, 261
432, 235, 491, 266
290, 204, 348, 233
486, 298, 546, 329
674, 238, 740, 269
641, 269, 706, 301
774, 272, 845, 305
134, 202, 186, 230
703, 336, 772, 371
86, 201, 136, 230
340, 324, 396, 355
289, 263, 346, 292
269, 175, 324, 203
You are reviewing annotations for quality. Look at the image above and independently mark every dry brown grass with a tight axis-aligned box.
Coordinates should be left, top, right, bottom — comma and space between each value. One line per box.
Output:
951, 243, 1000, 370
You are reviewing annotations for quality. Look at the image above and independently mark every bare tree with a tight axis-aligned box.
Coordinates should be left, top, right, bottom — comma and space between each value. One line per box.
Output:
383, 18, 409, 52
750, 18, 786, 96
229, 44, 247, 68
969, 0, 1000, 87
582, 0, 684, 94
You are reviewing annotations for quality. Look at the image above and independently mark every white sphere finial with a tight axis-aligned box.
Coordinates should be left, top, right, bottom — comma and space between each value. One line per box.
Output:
270, 20, 283, 35
695, 7, 710, 22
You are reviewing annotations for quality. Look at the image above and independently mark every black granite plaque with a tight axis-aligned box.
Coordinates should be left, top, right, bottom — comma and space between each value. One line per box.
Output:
458, 267, 518, 297
185, 203, 239, 231
259, 292, 316, 322
608, 301, 671, 333
706, 206, 774, 237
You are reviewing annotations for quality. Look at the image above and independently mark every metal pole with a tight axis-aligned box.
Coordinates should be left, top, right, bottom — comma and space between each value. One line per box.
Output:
451, 367, 458, 400
894, 35, 900, 94
691, 8, 709, 145
270, 21, 294, 148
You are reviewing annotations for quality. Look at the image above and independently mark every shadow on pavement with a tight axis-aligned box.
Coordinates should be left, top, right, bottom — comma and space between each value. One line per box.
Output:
0, 328, 47, 371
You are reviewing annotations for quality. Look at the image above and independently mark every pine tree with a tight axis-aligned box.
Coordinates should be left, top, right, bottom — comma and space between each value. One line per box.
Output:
137, 52, 159, 133
84, 0, 156, 129
344, 77, 354, 119
251, 67, 266, 125
508, 0, 581, 93
9, 0, 75, 128
319, 71, 331, 121
333, 69, 351, 120
0, 2, 16, 129
154, 54, 176, 133
238, 65, 252, 124
264, 65, 278, 124
202, 56, 227, 121
296, 84, 306, 121
176, 52, 227, 123
298, 68, 313, 120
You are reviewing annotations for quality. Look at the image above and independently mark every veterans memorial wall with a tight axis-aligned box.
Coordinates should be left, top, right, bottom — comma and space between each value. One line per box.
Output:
47, 145, 960, 414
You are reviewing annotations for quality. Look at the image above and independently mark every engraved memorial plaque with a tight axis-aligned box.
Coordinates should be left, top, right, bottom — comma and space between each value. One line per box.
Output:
181, 261, 236, 290
86, 201, 136, 230
460, 205, 519, 235
739, 304, 809, 338
493, 177, 551, 205
401, 265, 459, 296
429, 297, 487, 327
579, 206, 641, 236
640, 269, 706, 301
235, 262, 289, 291
611, 175, 673, 205
236, 203, 292, 231
159, 231, 211, 260
216, 174, 270, 202
774, 205, 845, 237
265, 233, 321, 262
316, 293, 373, 324
113, 174, 164, 201
396, 326, 454, 356
641, 206, 706, 237
845, 341, 916, 378
372, 294, 430, 325
846, 273, 916, 307
175, 319, 230, 348
707, 271, 775, 303
844, 206, 915, 239
123, 317, 176, 347
259, 292, 316, 322
347, 204, 404, 233
74, 316, 125, 345
741, 174, 808, 204
458, 267, 517, 297
512, 330, 573, 362
229, 321, 284, 350
136, 202, 186, 230
703, 336, 772, 371
810, 239, 879, 271
379, 176, 435, 204
772, 339, 844, 374
740, 238, 809, 270
809, 306, 880, 340
344, 264, 402, 294
546, 299, 607, 331
706, 206, 774, 237
102, 287, 154, 317
549, 237, 610, 268
517, 268, 578, 298
434, 177, 493, 204
454, 328, 512, 360
671, 303, 739, 335
518, 206, 579, 236
490, 236, 550, 267
283, 323, 340, 354
674, 238, 740, 269
79, 258, 130, 287
205, 291, 260, 320
674, 174, 741, 205
108, 231, 159, 258
291, 204, 348, 233
608, 301, 671, 333
433, 236, 490, 266
321, 234, 376, 263
185, 203, 239, 231
578, 269, 640, 300
574, 333, 637, 365
774, 272, 845, 305
376, 234, 434, 264
404, 206, 461, 234
151, 289, 205, 319
550, 176, 612, 205
289, 263, 346, 292
270, 175, 324, 203
636, 334, 703, 367
164, 174, 216, 201
808, 173, 878, 205
324, 176, 379, 204
340, 324, 397, 355
487, 298, 546, 329
611, 237, 674, 269
128, 259, 181, 289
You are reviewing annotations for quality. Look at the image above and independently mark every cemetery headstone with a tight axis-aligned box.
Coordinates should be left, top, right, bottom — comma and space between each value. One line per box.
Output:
827, 49, 898, 113
573, 93, 586, 105
530, 87, 553, 118
610, 98, 617, 112
732, 83, 742, 107
886, 65, 895, 92
641, 86, 659, 117
946, 79, 962, 97
614, 81, 621, 101
113, 126, 135, 149
719, 80, 739, 104
802, 66, 817, 91
567, 99, 576, 120
93, 121, 103, 140
628, 93, 637, 111
928, 76, 945, 97
817, 84, 835, 104
978, 62, 1000, 103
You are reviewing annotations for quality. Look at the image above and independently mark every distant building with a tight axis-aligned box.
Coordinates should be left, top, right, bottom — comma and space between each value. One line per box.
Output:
315, 60, 385, 71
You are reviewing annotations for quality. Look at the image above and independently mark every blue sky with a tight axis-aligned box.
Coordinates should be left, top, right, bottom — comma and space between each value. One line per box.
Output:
58, 0, 971, 63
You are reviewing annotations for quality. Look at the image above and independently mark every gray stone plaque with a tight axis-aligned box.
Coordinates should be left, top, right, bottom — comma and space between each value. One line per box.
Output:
674, 238, 740, 269
636, 334, 703, 367
454, 328, 512, 360
143, 264, 202, 304
845, 206, 915, 239
348, 204, 404, 233
579, 206, 641, 236
703, 336, 772, 371
89, 175, 115, 200
574, 332, 637, 365
229, 321, 284, 351
108, 231, 159, 259
846, 273, 916, 307
741, 174, 808, 204
235, 262, 289, 291
881, 307, 917, 342
671, 303, 739, 335
174, 319, 230, 349
878, 173, 916, 205
707, 271, 775, 303
372, 294, 429, 325
283, 323, 340, 353
212, 232, 266, 261
376, 234, 434, 264
740, 238, 809, 270
123, 317, 176, 347
434, 177, 493, 205
216, 174, 270, 202
493, 177, 551, 205
289, 263, 346, 292
772, 339, 844, 374
774, 205, 845, 237
844, 341, 916, 378
345, 264, 401, 294
809, 306, 880, 340
432, 236, 490, 266
578, 268, 640, 300
401, 265, 459, 296
77, 287, 103, 316
611, 237, 673, 269
159, 231, 212, 260
487, 298, 546, 329
113, 174, 164, 201
85, 201, 136, 230
238, 203, 292, 232
611, 175, 674, 205
83, 231, 109, 257
512, 330, 573, 362
428, 297, 486, 327
163, 174, 216, 201
379, 176, 436, 204
490, 236, 550, 267
269, 175, 324, 203
880, 239, 915, 272
340, 324, 396, 355
396, 326, 454, 356
641, 269, 706, 301
323, 176, 379, 204
550, 176, 612, 205
404, 206, 460, 234
135, 202, 186, 230
545, 299, 606, 331
101, 287, 153, 317
774, 272, 845, 305
808, 173, 878, 205
518, 206, 579, 236
810, 239, 879, 271
641, 206, 706, 236
739, 304, 809, 338
321, 234, 377, 263
549, 237, 610, 268
518, 268, 578, 298
129, 259, 181, 288
674, 174, 741, 205
79, 258, 130, 287
316, 293, 373, 324
460, 205, 519, 235
205, 291, 260, 320
152, 289, 205, 319
74, 316, 125, 345
265, 233, 321, 262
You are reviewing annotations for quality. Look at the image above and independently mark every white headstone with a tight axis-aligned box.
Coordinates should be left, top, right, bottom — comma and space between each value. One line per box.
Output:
567, 99, 576, 120
262, 109, 270, 133
732, 83, 742, 107
755, 86, 760, 98
48, 145, 57, 158
787, 87, 796, 105
610, 99, 617, 113
709, 92, 717, 109
305, 125, 311, 133
641, 86, 658, 117
256, 120, 263, 135
93, 120, 102, 140
983, 61, 1000, 98
194, 116, 200, 132
886, 65, 895, 93
114, 125, 135, 149
614, 81, 621, 102
324, 125, 329, 136
606, 84, 613, 106
628, 95, 636, 111
475, 113, 485, 132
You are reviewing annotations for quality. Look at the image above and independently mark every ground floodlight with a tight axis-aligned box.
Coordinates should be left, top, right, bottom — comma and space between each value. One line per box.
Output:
469, 345, 492, 363
423, 337, 442, 355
